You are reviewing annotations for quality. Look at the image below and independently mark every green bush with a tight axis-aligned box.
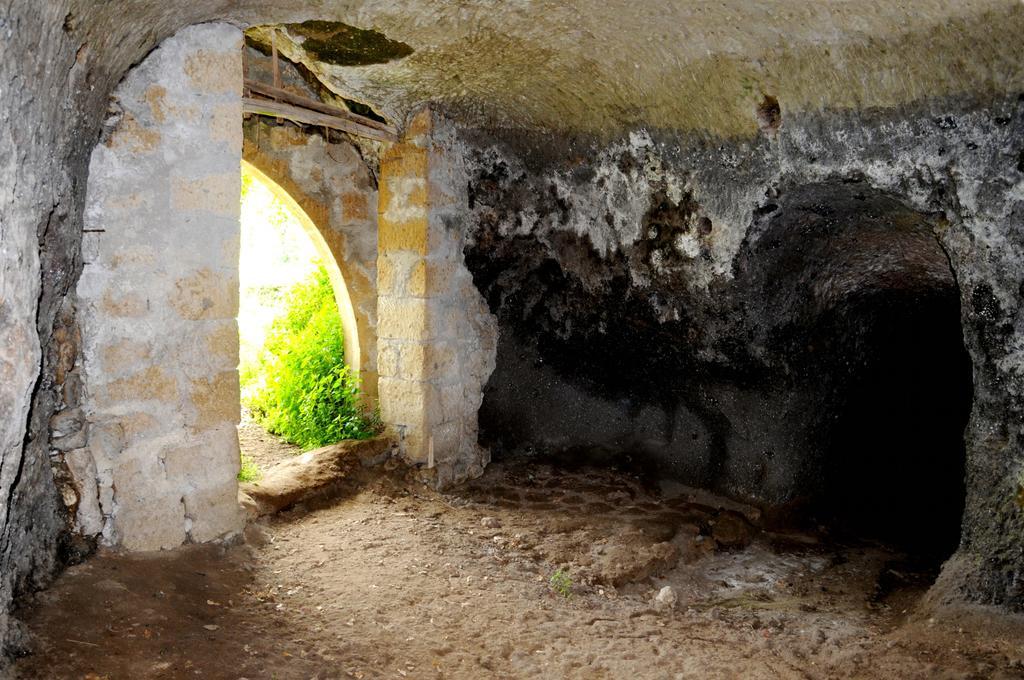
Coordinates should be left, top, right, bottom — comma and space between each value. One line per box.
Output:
243, 265, 374, 449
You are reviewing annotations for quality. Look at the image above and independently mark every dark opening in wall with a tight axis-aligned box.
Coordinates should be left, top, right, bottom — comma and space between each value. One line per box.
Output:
466, 173, 972, 567
737, 181, 973, 564
813, 286, 971, 562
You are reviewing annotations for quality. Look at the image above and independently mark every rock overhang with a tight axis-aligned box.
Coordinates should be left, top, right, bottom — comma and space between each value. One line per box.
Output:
236, 0, 1024, 138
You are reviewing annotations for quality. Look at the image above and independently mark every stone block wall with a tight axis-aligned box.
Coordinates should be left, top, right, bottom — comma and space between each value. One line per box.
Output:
242, 121, 379, 402
71, 24, 245, 550
377, 109, 497, 486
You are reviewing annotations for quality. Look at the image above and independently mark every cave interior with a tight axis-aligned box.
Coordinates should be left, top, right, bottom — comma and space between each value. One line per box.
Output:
2, 1, 1024, 675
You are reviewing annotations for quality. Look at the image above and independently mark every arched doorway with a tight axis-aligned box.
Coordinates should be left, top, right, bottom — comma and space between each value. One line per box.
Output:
240, 160, 362, 383
241, 120, 380, 404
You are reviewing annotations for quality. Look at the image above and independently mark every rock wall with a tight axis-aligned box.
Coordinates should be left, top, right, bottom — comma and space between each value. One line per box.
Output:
71, 24, 245, 551
243, 120, 380, 402
459, 96, 1024, 607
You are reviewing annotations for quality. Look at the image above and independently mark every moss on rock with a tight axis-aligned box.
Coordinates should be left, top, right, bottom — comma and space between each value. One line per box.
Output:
282, 20, 413, 67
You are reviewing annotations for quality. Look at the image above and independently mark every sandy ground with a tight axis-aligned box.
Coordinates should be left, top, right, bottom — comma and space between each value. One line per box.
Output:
238, 407, 302, 473
12, 428, 1024, 679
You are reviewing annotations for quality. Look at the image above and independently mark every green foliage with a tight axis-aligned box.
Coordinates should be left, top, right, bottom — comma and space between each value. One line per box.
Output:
244, 265, 374, 449
549, 569, 572, 599
238, 454, 262, 483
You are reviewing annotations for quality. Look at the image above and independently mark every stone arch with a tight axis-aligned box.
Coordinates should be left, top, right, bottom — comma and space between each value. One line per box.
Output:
242, 121, 379, 403
241, 160, 362, 390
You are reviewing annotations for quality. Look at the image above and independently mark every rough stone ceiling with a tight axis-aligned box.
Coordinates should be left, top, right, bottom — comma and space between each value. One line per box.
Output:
238, 0, 1024, 137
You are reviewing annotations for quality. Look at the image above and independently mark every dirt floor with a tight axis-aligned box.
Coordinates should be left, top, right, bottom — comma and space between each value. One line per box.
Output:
238, 407, 302, 472
12, 428, 1024, 679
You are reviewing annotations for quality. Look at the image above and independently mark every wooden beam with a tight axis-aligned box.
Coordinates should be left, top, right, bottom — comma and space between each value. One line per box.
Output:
242, 97, 399, 143
244, 79, 398, 136
271, 32, 281, 89
270, 33, 282, 124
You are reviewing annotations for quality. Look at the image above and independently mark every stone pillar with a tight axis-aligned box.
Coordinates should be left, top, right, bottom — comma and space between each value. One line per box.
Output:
377, 109, 496, 486
75, 24, 244, 550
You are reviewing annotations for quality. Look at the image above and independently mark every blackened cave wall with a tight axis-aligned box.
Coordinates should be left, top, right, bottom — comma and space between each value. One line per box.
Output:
461, 97, 1024, 605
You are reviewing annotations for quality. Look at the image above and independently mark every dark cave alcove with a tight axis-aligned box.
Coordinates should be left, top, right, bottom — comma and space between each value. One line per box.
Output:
740, 182, 974, 564
795, 275, 972, 563
467, 177, 974, 568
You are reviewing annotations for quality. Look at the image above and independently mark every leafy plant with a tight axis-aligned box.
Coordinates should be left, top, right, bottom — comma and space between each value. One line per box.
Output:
238, 454, 262, 483
549, 569, 572, 599
243, 265, 375, 449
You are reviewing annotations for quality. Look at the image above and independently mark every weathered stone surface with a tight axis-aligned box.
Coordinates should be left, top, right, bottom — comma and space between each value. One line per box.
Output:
376, 110, 497, 483
241, 437, 396, 515
1, 0, 1023, 664
459, 100, 1023, 608
63, 449, 103, 537
252, 1, 1024, 137
75, 24, 245, 555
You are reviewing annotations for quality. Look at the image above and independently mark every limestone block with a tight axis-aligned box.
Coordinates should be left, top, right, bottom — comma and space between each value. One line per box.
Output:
171, 173, 240, 215
106, 114, 162, 155
96, 366, 178, 407
426, 302, 462, 343
424, 342, 459, 383
162, 425, 239, 486
209, 102, 242, 146
429, 420, 463, 463
87, 421, 125, 466
378, 213, 430, 254
402, 430, 429, 463
378, 251, 426, 297
101, 339, 153, 374
64, 448, 103, 537
378, 297, 428, 339
380, 146, 428, 186
116, 492, 188, 551
437, 383, 467, 423
100, 290, 149, 318
377, 254, 396, 292
188, 371, 240, 430
396, 343, 426, 380
183, 479, 244, 543
160, 442, 203, 486
377, 344, 400, 378
170, 268, 238, 320
424, 258, 460, 297
379, 377, 428, 425
204, 321, 240, 369
116, 412, 164, 445
184, 48, 242, 94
